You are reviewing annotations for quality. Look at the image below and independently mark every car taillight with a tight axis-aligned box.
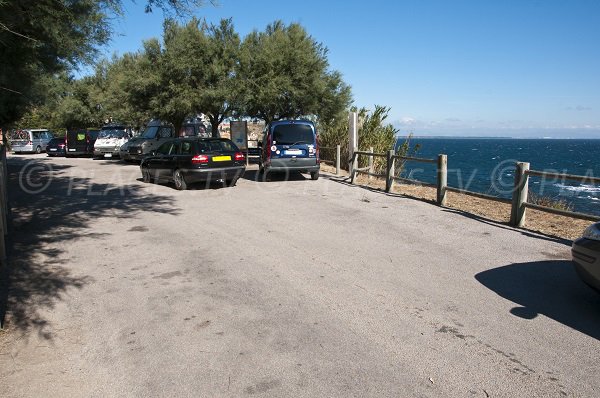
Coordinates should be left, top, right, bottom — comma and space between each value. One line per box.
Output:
315, 135, 320, 164
266, 134, 272, 160
234, 152, 245, 161
59, 144, 65, 148
27, 141, 32, 145
191, 154, 209, 164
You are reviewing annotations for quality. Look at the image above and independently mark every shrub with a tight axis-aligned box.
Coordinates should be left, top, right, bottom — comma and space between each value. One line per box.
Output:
318, 106, 419, 175
528, 190, 574, 212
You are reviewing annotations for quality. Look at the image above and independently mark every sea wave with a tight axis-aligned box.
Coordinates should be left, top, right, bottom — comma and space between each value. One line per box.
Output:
553, 183, 600, 193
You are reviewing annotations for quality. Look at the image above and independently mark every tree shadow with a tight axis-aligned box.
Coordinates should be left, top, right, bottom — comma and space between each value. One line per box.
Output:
475, 260, 600, 340
0, 157, 180, 338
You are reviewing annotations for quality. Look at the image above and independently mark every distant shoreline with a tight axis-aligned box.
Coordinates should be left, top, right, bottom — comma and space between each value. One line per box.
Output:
397, 136, 600, 140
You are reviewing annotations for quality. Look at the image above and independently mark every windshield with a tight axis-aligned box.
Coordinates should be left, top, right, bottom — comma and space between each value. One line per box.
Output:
142, 126, 159, 139
99, 129, 127, 139
272, 124, 314, 145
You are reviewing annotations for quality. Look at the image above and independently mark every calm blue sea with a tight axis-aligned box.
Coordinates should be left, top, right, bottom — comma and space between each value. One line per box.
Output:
396, 138, 600, 216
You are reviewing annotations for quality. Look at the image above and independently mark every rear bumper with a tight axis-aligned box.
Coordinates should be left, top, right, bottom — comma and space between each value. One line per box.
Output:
65, 151, 91, 156
12, 145, 34, 153
182, 166, 246, 182
47, 148, 66, 156
265, 158, 319, 173
572, 237, 600, 292
94, 148, 120, 157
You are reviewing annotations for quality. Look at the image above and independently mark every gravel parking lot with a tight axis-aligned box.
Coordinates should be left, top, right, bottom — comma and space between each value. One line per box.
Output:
1, 154, 599, 397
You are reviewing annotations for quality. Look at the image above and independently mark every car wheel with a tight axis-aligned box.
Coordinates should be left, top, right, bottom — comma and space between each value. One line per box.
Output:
173, 169, 187, 190
35, 146, 41, 154
142, 167, 152, 183
310, 171, 319, 180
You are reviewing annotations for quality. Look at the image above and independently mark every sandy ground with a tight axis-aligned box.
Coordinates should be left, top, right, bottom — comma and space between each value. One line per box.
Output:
320, 163, 591, 241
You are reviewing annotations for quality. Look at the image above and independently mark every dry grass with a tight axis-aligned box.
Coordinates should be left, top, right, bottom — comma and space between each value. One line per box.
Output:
320, 164, 589, 241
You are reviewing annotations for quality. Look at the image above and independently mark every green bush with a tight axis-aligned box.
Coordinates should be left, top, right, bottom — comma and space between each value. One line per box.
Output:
318, 106, 419, 175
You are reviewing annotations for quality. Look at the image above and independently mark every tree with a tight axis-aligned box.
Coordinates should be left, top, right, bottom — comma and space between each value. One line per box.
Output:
238, 21, 352, 124
199, 18, 242, 137
0, 0, 211, 129
153, 18, 210, 133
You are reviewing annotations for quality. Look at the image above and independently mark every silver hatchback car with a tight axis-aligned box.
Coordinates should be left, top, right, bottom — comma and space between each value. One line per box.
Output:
572, 222, 600, 292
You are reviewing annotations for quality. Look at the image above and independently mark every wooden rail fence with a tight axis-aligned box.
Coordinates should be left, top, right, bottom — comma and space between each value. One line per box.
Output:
343, 147, 600, 228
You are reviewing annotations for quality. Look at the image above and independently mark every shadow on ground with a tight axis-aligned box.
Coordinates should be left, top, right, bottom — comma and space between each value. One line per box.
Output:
0, 156, 180, 338
241, 169, 311, 183
475, 260, 600, 341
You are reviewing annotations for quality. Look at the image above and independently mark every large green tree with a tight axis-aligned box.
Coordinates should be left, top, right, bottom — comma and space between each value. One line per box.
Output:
238, 21, 352, 124
200, 18, 242, 137
0, 0, 210, 129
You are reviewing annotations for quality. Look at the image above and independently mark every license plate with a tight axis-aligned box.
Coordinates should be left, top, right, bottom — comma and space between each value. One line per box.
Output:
212, 156, 231, 162
50, 148, 57, 151
104, 153, 112, 158
68, 149, 76, 151
285, 149, 302, 155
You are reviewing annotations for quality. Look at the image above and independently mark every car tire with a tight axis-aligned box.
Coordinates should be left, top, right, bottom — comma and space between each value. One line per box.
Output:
35, 146, 41, 154
142, 167, 152, 183
173, 169, 187, 190
310, 171, 319, 180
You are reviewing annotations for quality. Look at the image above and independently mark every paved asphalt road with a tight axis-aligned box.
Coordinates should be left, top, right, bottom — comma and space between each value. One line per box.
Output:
0, 154, 598, 397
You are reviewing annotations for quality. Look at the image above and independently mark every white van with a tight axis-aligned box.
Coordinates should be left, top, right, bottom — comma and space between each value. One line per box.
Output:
10, 129, 54, 154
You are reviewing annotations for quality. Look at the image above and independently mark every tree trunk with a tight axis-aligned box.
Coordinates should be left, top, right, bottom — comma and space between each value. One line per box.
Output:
209, 115, 220, 138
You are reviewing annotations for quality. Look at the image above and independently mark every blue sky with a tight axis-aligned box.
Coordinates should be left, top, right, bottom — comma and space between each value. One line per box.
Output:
100, 0, 600, 137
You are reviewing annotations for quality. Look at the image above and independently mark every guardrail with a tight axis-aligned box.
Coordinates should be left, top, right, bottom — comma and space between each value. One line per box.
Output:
349, 149, 600, 228
0, 145, 7, 264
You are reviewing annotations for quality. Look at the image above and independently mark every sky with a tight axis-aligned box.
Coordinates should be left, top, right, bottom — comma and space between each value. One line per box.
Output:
98, 0, 600, 138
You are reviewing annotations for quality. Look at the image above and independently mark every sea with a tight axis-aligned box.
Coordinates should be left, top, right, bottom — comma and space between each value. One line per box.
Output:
395, 138, 600, 216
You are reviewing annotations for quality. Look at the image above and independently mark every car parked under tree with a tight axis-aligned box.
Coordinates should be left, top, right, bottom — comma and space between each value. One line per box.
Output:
140, 138, 246, 190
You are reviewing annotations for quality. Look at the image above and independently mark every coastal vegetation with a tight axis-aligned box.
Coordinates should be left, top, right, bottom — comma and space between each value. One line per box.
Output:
528, 191, 574, 212
319, 106, 420, 173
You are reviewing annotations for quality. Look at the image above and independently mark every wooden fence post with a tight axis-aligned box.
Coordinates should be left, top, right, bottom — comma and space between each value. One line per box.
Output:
350, 149, 358, 184
368, 147, 374, 180
335, 144, 341, 176
510, 162, 530, 227
385, 150, 395, 193
437, 154, 447, 206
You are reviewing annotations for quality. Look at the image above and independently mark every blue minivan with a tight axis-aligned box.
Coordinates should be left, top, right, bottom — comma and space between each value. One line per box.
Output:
258, 120, 320, 180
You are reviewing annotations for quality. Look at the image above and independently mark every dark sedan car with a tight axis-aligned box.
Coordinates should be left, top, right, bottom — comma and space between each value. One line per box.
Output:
140, 138, 246, 190
572, 222, 600, 292
46, 137, 66, 157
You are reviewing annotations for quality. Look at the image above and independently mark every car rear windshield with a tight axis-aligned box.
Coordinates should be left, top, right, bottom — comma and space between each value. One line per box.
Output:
272, 124, 314, 145
197, 140, 238, 153
49, 138, 64, 144
98, 129, 127, 139
9, 131, 29, 140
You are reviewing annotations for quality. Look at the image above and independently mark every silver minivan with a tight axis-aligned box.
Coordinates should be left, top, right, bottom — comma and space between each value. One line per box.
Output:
10, 129, 54, 154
